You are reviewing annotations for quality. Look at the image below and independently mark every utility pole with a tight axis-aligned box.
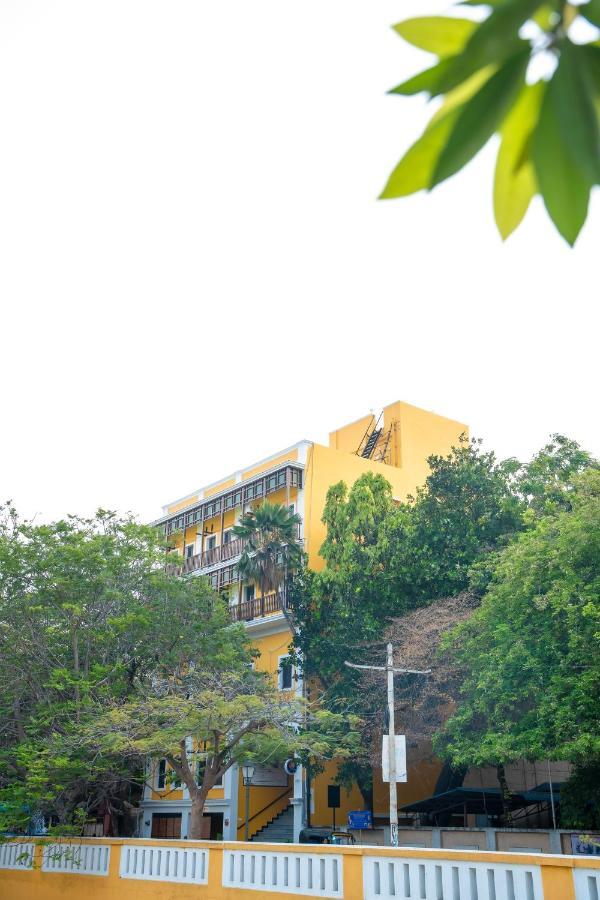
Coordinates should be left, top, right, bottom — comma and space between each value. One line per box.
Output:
386, 643, 398, 846
345, 643, 430, 847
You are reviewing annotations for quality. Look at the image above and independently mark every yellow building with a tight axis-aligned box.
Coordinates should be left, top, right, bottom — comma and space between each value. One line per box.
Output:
140, 400, 467, 842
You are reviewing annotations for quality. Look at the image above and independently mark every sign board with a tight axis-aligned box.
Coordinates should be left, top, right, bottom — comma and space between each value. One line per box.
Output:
570, 834, 600, 856
381, 734, 407, 783
327, 785, 341, 809
348, 810, 372, 830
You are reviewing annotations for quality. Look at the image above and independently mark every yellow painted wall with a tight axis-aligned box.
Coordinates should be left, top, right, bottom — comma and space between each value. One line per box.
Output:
243, 448, 298, 481
252, 629, 294, 678
205, 478, 236, 499
236, 780, 292, 840
311, 758, 364, 827
328, 413, 374, 455
167, 495, 199, 514
304, 404, 466, 571
302, 444, 415, 571
171, 526, 199, 553
372, 744, 444, 816
383, 400, 468, 486
2, 839, 595, 900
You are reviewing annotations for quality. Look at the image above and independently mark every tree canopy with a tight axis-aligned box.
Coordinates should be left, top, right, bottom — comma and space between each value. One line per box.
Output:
0, 506, 358, 838
233, 501, 303, 598
434, 468, 600, 771
381, 0, 600, 245
291, 433, 598, 809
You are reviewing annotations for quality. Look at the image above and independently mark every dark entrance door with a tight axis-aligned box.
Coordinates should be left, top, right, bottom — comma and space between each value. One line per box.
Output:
206, 812, 224, 840
151, 813, 182, 839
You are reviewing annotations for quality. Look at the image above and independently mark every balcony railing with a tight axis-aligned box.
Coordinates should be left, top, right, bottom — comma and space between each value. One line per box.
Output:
229, 591, 286, 622
168, 537, 246, 576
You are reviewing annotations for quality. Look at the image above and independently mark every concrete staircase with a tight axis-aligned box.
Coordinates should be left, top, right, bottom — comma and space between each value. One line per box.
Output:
251, 805, 294, 843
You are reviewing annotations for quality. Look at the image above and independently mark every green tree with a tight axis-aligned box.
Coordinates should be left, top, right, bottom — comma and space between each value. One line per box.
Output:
407, 438, 524, 598
291, 441, 524, 803
0, 504, 359, 839
381, 0, 600, 245
233, 501, 303, 599
89, 673, 360, 840
560, 760, 600, 829
515, 433, 597, 514
434, 469, 600, 811
0, 505, 253, 834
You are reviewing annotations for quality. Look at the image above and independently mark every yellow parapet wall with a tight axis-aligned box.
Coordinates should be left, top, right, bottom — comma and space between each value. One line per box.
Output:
1, 837, 599, 900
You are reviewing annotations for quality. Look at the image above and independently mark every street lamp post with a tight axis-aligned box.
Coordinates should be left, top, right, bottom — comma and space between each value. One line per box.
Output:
242, 764, 255, 842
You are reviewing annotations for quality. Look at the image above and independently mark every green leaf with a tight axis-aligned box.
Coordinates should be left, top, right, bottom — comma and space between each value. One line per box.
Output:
380, 110, 461, 198
389, 59, 454, 96
580, 0, 600, 28
493, 81, 545, 239
532, 73, 592, 245
552, 40, 600, 185
393, 17, 477, 57
432, 49, 529, 186
428, 66, 497, 126
581, 44, 600, 116
433, 0, 541, 96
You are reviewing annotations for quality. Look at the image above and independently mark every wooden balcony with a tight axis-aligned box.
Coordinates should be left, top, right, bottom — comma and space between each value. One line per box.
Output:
229, 591, 286, 622
167, 537, 246, 576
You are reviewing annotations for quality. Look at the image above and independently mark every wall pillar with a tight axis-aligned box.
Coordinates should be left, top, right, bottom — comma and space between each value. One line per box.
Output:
541, 863, 576, 900
342, 849, 366, 900
289, 762, 305, 841
549, 830, 562, 855
181, 810, 189, 839
224, 764, 239, 841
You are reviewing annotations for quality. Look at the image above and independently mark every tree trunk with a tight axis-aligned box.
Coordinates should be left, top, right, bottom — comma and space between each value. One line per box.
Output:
188, 787, 210, 840
496, 764, 513, 826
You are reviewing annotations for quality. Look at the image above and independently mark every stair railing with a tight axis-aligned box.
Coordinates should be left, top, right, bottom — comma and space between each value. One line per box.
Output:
241, 787, 292, 834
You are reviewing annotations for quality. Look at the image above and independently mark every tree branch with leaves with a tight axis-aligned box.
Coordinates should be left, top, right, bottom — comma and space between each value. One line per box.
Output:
382, 0, 600, 244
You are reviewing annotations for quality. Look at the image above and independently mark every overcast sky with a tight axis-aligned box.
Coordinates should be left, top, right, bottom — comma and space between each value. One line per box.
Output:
0, 0, 597, 524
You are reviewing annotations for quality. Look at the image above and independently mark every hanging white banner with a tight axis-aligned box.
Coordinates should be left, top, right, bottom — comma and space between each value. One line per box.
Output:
381, 734, 407, 783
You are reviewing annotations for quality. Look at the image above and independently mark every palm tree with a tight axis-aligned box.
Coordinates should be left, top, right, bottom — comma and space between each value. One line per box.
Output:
232, 501, 303, 603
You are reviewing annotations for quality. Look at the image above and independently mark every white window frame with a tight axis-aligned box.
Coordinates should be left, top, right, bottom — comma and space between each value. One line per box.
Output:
278, 655, 294, 691
156, 758, 167, 790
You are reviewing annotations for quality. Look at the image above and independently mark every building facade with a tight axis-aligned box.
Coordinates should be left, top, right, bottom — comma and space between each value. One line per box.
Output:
139, 401, 468, 842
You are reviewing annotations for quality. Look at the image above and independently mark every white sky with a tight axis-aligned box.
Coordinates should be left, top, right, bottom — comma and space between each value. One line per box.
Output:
0, 0, 597, 524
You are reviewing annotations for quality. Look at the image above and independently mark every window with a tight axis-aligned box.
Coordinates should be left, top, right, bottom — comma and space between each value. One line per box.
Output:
221, 566, 237, 587
244, 584, 255, 603
279, 656, 294, 691
206, 534, 217, 550
157, 758, 167, 789
185, 544, 194, 559
196, 756, 222, 788
223, 530, 232, 545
